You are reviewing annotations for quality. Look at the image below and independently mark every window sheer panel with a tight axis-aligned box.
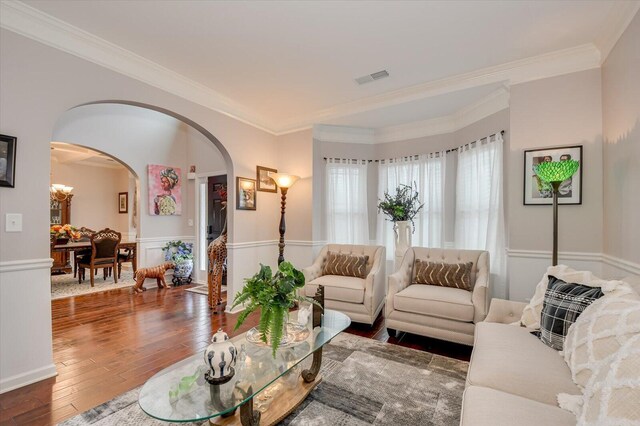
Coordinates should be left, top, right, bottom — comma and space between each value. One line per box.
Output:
325, 160, 369, 244
377, 154, 446, 260
454, 135, 506, 298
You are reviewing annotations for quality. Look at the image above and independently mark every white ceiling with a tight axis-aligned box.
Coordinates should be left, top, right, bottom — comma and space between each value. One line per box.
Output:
50, 142, 126, 169
15, 1, 639, 131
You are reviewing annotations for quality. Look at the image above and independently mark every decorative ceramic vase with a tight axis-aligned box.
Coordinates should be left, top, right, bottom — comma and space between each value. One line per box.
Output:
174, 259, 193, 278
394, 220, 412, 270
204, 328, 238, 385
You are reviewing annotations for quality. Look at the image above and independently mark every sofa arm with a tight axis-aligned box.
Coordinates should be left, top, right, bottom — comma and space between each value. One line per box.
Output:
364, 247, 385, 313
302, 246, 328, 284
484, 298, 527, 324
471, 252, 490, 323
385, 249, 414, 316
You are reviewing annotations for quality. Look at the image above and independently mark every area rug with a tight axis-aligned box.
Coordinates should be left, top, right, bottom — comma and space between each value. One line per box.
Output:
59, 333, 468, 425
51, 269, 136, 300
184, 284, 227, 296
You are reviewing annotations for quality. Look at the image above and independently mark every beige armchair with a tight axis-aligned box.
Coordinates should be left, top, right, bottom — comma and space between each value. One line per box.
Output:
302, 244, 386, 325
385, 247, 490, 345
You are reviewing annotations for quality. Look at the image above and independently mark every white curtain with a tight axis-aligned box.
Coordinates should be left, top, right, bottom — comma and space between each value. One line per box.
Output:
377, 152, 446, 260
325, 159, 369, 244
454, 133, 506, 296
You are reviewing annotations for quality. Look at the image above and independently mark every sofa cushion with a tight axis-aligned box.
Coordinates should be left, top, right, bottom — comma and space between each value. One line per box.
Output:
322, 251, 369, 278
461, 386, 576, 426
305, 275, 365, 304
467, 322, 580, 406
539, 275, 604, 351
413, 259, 473, 290
394, 284, 474, 322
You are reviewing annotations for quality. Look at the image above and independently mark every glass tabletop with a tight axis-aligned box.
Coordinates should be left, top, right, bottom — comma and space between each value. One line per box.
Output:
138, 309, 350, 423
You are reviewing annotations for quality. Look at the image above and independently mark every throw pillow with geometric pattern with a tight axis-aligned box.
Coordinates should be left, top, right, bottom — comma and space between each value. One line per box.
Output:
539, 275, 604, 351
413, 260, 473, 290
322, 251, 369, 278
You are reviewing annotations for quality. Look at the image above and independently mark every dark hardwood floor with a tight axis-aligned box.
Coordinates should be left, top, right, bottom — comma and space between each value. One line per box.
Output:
0, 285, 471, 426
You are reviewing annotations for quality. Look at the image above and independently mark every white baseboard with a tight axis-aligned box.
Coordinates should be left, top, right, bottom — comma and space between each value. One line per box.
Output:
0, 363, 57, 394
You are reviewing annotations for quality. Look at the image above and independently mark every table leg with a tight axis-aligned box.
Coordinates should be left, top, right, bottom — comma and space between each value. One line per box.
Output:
301, 348, 322, 383
239, 386, 260, 426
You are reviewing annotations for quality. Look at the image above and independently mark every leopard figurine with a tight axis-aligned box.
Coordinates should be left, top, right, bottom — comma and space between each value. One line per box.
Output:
133, 261, 175, 293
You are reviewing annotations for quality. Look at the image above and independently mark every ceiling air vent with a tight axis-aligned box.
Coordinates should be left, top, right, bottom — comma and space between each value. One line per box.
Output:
355, 70, 389, 85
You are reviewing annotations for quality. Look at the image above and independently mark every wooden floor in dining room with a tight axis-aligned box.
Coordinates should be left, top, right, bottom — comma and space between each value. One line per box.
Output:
0, 285, 471, 426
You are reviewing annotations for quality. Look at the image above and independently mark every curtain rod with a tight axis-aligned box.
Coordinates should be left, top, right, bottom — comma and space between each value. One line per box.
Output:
323, 130, 505, 163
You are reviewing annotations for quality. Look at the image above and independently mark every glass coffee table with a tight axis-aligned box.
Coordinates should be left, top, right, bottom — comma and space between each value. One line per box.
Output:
139, 306, 350, 425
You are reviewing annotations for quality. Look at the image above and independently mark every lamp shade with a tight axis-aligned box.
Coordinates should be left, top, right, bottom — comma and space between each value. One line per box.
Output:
534, 160, 579, 183
269, 173, 300, 189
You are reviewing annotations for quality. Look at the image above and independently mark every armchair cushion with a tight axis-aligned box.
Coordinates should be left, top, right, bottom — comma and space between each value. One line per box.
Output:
322, 251, 369, 278
305, 275, 365, 304
394, 284, 474, 322
414, 259, 473, 290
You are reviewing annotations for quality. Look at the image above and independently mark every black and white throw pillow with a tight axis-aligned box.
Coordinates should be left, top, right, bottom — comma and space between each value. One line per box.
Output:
539, 275, 604, 351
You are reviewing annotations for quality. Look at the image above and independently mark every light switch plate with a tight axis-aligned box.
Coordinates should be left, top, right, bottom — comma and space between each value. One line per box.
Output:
6, 213, 22, 232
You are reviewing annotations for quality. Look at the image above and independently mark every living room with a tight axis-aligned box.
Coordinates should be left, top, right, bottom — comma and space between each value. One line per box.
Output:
0, 1, 638, 425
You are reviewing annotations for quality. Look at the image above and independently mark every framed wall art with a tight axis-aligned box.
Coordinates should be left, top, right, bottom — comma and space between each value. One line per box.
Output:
256, 165, 277, 192
523, 145, 582, 205
0, 134, 17, 188
148, 164, 182, 215
118, 192, 128, 214
236, 177, 257, 210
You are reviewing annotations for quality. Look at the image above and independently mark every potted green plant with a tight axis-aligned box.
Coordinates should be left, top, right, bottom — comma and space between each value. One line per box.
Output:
232, 261, 320, 357
377, 183, 424, 266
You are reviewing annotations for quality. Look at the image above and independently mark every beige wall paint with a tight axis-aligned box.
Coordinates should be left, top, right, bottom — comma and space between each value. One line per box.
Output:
602, 12, 640, 265
50, 162, 130, 233
509, 69, 603, 253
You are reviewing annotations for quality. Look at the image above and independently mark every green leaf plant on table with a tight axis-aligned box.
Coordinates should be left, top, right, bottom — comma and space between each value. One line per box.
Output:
232, 261, 322, 357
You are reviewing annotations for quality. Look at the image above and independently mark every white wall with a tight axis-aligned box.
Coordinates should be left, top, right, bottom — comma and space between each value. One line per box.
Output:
0, 29, 280, 393
50, 161, 130, 234
602, 12, 640, 270
508, 69, 604, 300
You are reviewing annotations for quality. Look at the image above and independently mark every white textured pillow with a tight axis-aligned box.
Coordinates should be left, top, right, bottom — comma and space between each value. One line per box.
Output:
520, 265, 624, 330
562, 286, 640, 388
578, 333, 640, 425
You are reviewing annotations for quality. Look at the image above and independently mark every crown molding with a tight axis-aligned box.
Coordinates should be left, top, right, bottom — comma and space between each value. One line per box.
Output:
1, 1, 602, 137
313, 125, 375, 144
375, 87, 510, 143
277, 44, 600, 134
0, 0, 276, 135
595, 1, 640, 63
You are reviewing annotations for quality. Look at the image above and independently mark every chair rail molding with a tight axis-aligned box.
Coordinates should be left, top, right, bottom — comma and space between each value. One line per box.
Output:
0, 258, 53, 273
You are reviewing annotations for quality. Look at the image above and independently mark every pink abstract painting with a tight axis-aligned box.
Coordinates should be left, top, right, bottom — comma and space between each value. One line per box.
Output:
148, 164, 182, 215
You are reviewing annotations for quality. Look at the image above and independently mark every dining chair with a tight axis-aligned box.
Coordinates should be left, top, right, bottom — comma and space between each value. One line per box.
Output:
73, 227, 95, 278
77, 228, 121, 287
117, 247, 134, 279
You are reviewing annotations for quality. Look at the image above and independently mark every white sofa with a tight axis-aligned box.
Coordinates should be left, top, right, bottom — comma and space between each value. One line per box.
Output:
386, 248, 490, 345
302, 244, 385, 325
460, 276, 640, 426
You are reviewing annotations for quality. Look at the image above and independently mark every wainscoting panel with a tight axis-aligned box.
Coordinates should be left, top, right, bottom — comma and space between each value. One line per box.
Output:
136, 236, 195, 272
0, 259, 57, 393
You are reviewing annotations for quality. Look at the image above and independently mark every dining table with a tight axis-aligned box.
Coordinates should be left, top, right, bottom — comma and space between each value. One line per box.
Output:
52, 239, 137, 274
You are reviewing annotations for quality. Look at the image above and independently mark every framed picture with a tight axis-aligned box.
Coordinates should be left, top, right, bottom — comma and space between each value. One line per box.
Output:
0, 134, 17, 188
118, 192, 128, 214
256, 166, 277, 192
524, 145, 582, 205
148, 164, 182, 215
236, 177, 257, 210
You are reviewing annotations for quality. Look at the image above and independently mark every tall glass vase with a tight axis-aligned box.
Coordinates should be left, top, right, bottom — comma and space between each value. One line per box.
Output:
394, 220, 412, 271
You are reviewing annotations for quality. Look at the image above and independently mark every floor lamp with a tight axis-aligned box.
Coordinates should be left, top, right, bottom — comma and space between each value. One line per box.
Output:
269, 173, 300, 265
533, 160, 580, 266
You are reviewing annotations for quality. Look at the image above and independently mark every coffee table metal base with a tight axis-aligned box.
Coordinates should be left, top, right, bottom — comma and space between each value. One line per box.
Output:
209, 375, 322, 426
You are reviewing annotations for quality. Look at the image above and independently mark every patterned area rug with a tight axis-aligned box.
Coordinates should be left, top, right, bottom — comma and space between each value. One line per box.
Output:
51, 269, 136, 300
59, 333, 468, 425
184, 284, 227, 296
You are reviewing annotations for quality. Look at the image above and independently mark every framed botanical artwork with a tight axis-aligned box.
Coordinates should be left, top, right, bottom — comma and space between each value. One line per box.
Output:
523, 145, 582, 205
148, 164, 182, 215
118, 192, 128, 214
236, 177, 257, 210
0, 134, 17, 188
256, 165, 277, 192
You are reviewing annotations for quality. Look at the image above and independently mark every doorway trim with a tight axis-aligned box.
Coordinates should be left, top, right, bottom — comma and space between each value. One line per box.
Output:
194, 170, 226, 284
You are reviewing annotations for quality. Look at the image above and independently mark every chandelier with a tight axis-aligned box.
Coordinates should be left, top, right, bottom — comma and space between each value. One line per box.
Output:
50, 183, 73, 201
